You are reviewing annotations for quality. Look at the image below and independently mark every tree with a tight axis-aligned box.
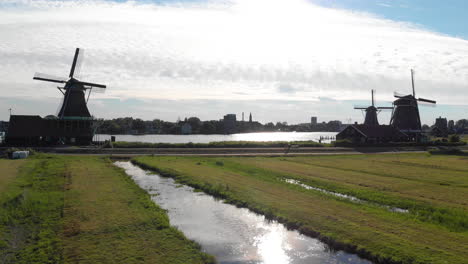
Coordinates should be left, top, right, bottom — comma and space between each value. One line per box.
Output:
200, 121, 216, 134
187, 117, 202, 133
132, 118, 146, 133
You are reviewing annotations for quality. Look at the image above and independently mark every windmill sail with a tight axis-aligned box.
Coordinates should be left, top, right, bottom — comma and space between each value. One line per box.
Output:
33, 73, 67, 83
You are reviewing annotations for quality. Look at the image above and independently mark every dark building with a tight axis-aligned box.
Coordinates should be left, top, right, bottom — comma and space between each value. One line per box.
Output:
448, 120, 455, 133
432, 116, 448, 137
311, 116, 317, 125
6, 115, 94, 145
223, 114, 237, 134
390, 70, 436, 141
337, 124, 408, 143
390, 95, 422, 133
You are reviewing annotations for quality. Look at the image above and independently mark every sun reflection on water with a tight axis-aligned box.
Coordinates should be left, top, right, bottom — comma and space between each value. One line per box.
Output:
255, 223, 290, 264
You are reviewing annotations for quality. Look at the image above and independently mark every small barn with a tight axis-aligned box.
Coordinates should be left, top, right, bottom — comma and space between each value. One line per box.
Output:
6, 115, 94, 145
337, 124, 408, 143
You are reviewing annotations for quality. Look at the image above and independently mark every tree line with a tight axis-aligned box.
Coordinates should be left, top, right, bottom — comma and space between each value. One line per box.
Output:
95, 117, 346, 134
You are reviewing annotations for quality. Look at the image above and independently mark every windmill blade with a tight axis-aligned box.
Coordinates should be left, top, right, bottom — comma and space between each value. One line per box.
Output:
73, 48, 85, 79
90, 86, 106, 93
76, 80, 106, 88
69, 48, 80, 78
418, 98, 436, 104
354, 105, 367, 110
377, 107, 394, 110
419, 101, 436, 107
33, 72, 67, 83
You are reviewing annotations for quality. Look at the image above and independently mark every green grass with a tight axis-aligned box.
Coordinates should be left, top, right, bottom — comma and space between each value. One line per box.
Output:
461, 135, 468, 143
133, 153, 468, 264
0, 157, 65, 264
0, 156, 214, 264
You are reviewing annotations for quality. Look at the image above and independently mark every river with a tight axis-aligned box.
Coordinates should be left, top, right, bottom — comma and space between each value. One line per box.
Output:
115, 161, 371, 264
96, 132, 338, 144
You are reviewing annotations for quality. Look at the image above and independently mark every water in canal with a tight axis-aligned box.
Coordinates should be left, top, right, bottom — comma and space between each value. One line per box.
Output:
115, 161, 372, 264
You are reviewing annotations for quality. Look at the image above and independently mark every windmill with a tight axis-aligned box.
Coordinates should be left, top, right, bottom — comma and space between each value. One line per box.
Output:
354, 90, 393, 125
390, 69, 436, 133
33, 48, 106, 118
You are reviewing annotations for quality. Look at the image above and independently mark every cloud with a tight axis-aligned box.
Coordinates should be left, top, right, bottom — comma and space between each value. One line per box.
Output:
0, 0, 467, 122
377, 2, 392, 8
277, 83, 303, 94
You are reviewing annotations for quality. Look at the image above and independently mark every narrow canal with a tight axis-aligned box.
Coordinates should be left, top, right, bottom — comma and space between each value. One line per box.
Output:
115, 161, 372, 264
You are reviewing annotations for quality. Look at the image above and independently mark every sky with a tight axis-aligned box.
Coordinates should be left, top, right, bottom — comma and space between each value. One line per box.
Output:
0, 0, 467, 125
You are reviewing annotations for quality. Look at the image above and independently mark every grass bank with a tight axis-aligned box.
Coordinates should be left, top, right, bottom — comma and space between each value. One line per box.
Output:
133, 153, 468, 264
0, 156, 214, 264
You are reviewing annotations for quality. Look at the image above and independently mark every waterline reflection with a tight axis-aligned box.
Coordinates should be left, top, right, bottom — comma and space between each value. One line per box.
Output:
284, 179, 408, 214
98, 132, 338, 144
115, 161, 372, 264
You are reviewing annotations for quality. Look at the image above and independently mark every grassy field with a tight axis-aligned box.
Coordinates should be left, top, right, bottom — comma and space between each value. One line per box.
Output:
133, 153, 468, 264
0, 155, 214, 264
461, 135, 468, 143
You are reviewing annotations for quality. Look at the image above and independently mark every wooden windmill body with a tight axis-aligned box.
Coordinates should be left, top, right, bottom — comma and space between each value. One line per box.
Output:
390, 70, 436, 137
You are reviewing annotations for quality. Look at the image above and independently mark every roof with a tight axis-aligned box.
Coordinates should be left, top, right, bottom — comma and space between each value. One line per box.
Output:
7, 115, 44, 137
338, 124, 407, 139
7, 115, 94, 138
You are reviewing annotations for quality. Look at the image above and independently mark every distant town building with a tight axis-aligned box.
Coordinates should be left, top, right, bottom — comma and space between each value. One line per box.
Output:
327, 120, 342, 132
432, 116, 448, 137
311, 117, 317, 125
249, 112, 252, 123
181, 123, 192, 134
223, 114, 237, 134
242, 112, 245, 122
448, 120, 455, 133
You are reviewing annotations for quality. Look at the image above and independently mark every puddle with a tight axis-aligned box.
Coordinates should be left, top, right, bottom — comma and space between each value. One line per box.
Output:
115, 161, 373, 264
284, 179, 408, 214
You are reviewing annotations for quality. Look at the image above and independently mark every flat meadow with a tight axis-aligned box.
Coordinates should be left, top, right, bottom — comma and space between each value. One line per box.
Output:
1, 152, 467, 264
0, 155, 214, 264
133, 153, 468, 264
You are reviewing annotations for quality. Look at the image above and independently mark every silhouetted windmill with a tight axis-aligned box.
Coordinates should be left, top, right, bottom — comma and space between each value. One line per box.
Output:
390, 69, 436, 133
354, 90, 393, 125
33, 48, 106, 118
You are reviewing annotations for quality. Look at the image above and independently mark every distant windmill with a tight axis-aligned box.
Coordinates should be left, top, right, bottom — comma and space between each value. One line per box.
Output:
390, 69, 436, 133
354, 90, 393, 125
33, 48, 106, 118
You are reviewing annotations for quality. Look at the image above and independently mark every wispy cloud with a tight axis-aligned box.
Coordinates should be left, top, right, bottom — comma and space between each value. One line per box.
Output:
0, 0, 467, 122
377, 2, 392, 8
